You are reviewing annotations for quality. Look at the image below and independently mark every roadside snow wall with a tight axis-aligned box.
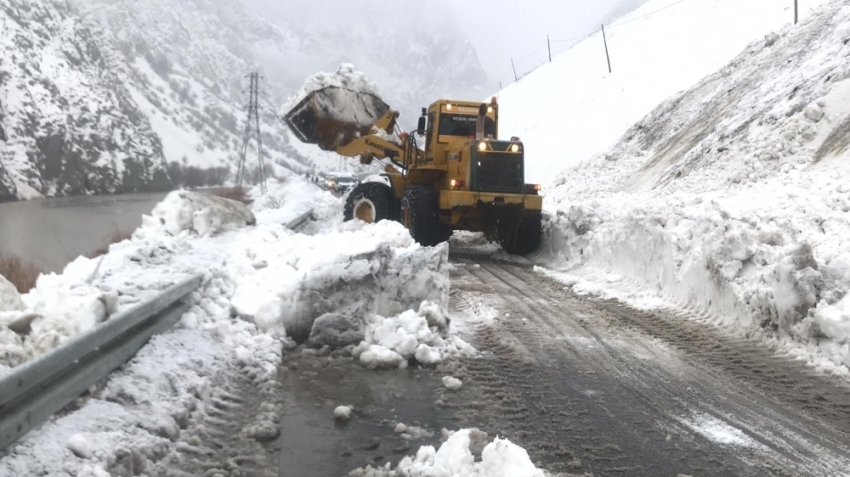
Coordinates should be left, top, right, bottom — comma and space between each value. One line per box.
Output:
538, 1, 850, 372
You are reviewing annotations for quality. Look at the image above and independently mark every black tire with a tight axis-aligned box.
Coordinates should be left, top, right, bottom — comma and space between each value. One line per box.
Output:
501, 213, 543, 255
344, 182, 398, 223
401, 185, 449, 247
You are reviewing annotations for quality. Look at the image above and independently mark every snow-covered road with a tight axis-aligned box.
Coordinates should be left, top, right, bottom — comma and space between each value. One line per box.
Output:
441, 250, 850, 476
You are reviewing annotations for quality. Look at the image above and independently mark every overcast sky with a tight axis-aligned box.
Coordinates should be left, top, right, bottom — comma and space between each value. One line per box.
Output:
446, 0, 649, 87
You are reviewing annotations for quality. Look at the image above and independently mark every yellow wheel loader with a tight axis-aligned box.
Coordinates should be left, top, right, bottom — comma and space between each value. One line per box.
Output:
283, 88, 543, 254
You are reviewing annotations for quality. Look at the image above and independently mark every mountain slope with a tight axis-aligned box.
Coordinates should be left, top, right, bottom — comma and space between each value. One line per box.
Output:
0, 0, 170, 200
497, 0, 830, 183
0, 0, 491, 200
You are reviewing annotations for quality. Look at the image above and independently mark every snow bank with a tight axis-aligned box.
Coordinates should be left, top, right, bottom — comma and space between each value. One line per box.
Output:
534, 1, 850, 372
349, 429, 545, 477
143, 190, 256, 237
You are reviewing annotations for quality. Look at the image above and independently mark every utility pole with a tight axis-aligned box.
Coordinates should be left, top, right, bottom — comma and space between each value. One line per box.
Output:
547, 35, 552, 62
601, 24, 612, 74
511, 58, 518, 81
794, 0, 798, 24
236, 72, 267, 194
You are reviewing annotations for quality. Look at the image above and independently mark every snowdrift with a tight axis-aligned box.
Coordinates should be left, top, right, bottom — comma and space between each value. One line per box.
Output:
538, 0, 850, 372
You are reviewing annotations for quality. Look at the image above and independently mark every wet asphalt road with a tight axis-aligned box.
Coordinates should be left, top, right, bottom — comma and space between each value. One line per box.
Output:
271, 250, 850, 477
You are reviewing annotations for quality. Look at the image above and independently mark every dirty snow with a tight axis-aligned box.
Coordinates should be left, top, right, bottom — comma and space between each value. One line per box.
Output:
0, 174, 464, 475
349, 429, 545, 477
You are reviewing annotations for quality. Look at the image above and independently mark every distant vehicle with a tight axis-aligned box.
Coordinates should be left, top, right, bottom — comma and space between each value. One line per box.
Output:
325, 174, 358, 193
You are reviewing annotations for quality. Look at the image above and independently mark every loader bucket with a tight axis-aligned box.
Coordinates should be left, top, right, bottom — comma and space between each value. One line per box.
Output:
282, 86, 390, 151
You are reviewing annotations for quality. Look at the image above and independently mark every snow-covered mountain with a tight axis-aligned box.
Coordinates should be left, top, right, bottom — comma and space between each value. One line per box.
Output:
0, 0, 490, 201
0, 0, 170, 200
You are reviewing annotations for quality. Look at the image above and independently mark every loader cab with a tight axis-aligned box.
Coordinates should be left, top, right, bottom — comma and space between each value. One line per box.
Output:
422, 99, 499, 162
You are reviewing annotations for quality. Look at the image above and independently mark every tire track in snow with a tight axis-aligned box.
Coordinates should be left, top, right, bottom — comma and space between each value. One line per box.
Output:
447, 256, 850, 476
151, 363, 282, 477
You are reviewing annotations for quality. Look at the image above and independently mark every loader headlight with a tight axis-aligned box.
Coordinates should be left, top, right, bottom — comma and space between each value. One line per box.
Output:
446, 103, 453, 110
478, 142, 487, 151
511, 144, 520, 152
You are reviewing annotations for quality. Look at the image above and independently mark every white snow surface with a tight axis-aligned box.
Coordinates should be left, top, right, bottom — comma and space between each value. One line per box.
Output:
523, 0, 850, 373
0, 176, 459, 474
499, 0, 830, 184
349, 429, 545, 477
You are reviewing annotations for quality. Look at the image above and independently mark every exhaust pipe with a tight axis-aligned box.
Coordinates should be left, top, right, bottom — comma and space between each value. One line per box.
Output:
475, 103, 488, 140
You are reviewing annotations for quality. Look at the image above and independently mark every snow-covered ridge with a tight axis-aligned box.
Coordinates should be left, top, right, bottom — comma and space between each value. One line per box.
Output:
535, 0, 850, 372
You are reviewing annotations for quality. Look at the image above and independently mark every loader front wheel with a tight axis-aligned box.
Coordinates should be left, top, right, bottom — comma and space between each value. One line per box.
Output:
344, 182, 398, 224
401, 185, 449, 247
501, 213, 543, 255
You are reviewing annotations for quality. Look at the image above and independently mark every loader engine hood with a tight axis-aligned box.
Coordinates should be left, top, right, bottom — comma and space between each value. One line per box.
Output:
282, 86, 390, 151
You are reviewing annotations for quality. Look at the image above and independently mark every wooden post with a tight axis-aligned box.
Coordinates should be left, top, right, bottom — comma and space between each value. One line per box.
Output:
547, 35, 552, 62
511, 58, 518, 81
794, 0, 798, 24
601, 24, 612, 73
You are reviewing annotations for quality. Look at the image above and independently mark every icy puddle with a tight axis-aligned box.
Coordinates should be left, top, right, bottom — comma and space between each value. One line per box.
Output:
278, 349, 457, 477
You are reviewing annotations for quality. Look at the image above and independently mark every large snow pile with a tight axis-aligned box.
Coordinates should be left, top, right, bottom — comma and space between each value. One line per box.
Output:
497, 0, 830, 183
349, 428, 546, 477
534, 0, 850, 373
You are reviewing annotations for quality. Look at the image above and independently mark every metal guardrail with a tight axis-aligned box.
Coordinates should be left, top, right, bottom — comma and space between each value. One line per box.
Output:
0, 274, 204, 451
286, 209, 314, 230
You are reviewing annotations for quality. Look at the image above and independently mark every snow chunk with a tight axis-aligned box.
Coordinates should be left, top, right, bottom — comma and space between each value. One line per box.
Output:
308, 312, 364, 349
359, 345, 405, 369
0, 275, 24, 311
442, 376, 463, 391
349, 429, 544, 477
414, 344, 442, 365
481, 437, 546, 477
804, 103, 825, 122
143, 190, 255, 237
67, 433, 93, 459
334, 405, 353, 421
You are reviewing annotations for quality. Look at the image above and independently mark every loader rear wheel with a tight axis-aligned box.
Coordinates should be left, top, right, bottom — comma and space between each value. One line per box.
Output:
501, 213, 543, 255
401, 185, 449, 247
344, 182, 398, 224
